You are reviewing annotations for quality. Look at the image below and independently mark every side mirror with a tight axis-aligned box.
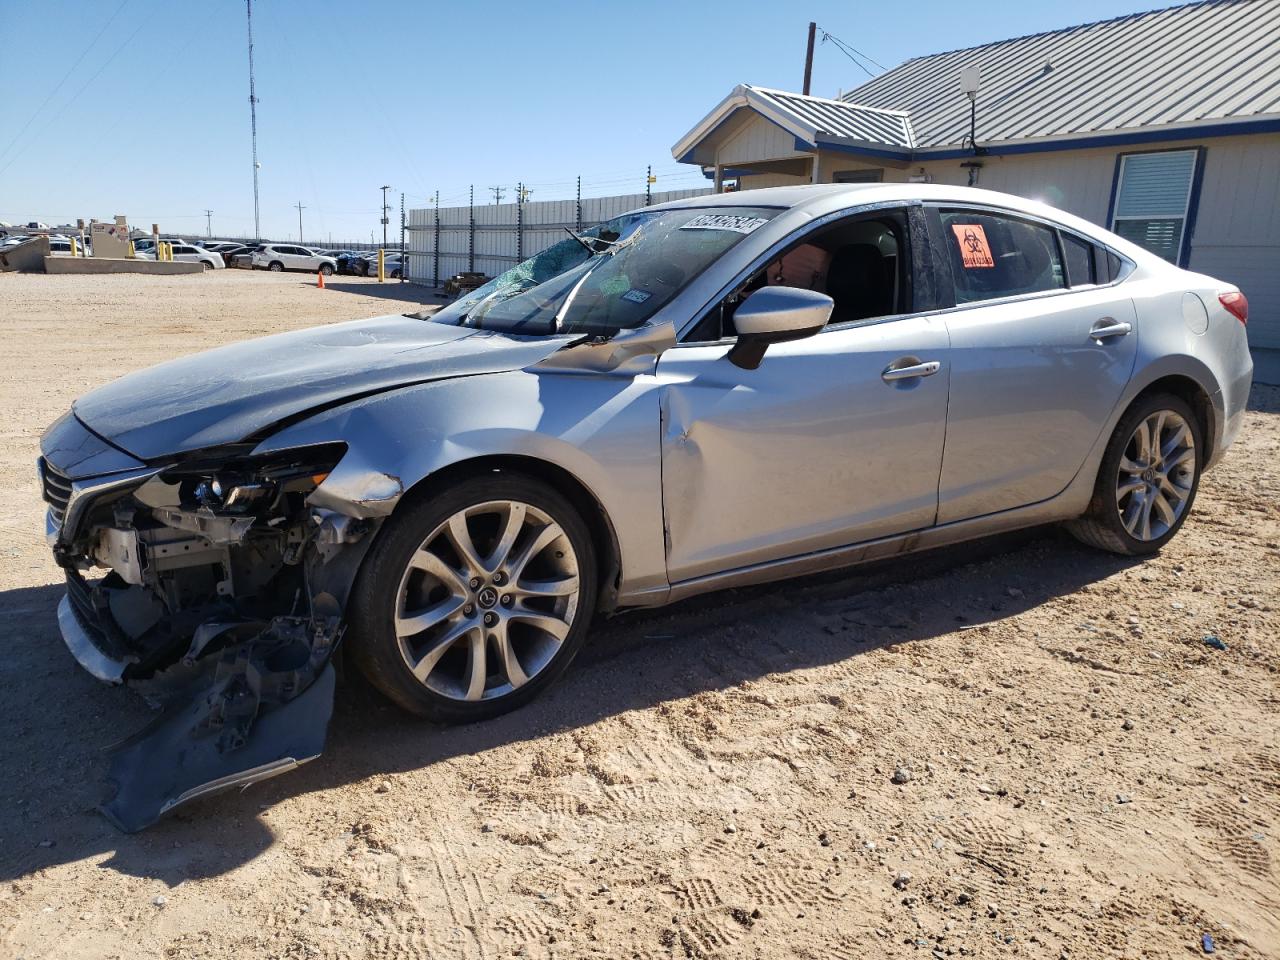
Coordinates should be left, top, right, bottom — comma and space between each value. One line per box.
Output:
728, 285, 833, 370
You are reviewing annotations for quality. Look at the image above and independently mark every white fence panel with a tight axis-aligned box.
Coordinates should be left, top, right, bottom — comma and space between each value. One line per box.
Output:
406, 187, 713, 286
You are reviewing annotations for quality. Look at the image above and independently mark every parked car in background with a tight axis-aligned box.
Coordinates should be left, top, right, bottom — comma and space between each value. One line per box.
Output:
251, 243, 336, 274
229, 246, 259, 269
332, 251, 364, 275
46, 236, 75, 255
137, 242, 224, 270
216, 244, 252, 266
351, 251, 401, 277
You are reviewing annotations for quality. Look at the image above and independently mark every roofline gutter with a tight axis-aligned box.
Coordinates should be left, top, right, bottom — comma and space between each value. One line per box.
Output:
677, 113, 1280, 169
914, 115, 1280, 159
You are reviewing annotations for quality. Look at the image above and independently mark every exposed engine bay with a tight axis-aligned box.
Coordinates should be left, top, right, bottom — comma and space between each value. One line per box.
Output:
43, 439, 382, 831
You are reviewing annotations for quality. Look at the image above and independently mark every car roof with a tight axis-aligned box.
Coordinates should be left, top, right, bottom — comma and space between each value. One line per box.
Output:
645, 183, 1161, 266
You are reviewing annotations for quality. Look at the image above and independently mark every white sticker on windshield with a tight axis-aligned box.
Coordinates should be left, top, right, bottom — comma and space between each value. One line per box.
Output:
621, 288, 652, 304
679, 214, 770, 234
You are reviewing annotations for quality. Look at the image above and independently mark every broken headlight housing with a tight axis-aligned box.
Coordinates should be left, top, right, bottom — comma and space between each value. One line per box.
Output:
164, 443, 348, 515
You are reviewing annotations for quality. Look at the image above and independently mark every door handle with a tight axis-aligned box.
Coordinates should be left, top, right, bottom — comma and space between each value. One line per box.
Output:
881, 360, 942, 383
1090, 318, 1132, 340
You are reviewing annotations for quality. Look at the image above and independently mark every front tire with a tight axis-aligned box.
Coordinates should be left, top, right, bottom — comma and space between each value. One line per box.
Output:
1067, 393, 1202, 555
347, 474, 597, 723
319, 263, 334, 276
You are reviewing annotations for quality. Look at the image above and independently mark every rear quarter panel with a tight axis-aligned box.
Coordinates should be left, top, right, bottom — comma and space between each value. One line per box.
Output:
1124, 270, 1253, 467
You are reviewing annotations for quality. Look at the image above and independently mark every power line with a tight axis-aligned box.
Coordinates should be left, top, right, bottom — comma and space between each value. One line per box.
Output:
0, 16, 147, 179
817, 27, 886, 80
0, 0, 129, 168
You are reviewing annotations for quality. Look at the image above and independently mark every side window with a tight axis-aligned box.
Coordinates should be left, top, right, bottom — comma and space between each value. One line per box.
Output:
1061, 233, 1096, 286
939, 209, 1065, 305
1110, 149, 1197, 264
684, 210, 911, 342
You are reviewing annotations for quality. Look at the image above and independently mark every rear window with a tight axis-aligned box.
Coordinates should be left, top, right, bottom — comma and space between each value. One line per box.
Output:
939, 209, 1065, 305
1061, 233, 1096, 286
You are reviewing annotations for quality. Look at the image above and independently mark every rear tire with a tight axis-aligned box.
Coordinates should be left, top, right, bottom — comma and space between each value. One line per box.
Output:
347, 474, 598, 723
269, 261, 284, 272
1067, 393, 1202, 555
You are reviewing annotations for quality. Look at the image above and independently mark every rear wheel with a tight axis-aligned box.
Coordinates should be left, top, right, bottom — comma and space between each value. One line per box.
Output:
1067, 393, 1202, 555
348, 474, 597, 722
269, 261, 284, 272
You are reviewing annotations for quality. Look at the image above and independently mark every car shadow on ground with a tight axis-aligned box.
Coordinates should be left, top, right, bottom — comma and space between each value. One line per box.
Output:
316, 279, 450, 307
0, 525, 1145, 887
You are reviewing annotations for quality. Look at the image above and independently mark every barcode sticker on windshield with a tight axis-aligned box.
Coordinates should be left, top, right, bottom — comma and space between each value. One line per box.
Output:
680, 214, 770, 234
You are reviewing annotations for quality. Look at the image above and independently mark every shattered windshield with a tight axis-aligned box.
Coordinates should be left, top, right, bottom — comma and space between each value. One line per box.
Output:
426, 207, 779, 337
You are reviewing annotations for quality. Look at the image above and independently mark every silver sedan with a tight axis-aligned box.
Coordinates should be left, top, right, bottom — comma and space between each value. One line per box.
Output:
37, 184, 1253, 829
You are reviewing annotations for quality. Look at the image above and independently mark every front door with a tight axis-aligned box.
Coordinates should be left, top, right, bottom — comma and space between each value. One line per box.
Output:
657, 318, 950, 582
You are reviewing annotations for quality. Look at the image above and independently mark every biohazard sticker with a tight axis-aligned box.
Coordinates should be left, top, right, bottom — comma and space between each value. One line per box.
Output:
950, 223, 995, 268
680, 214, 770, 234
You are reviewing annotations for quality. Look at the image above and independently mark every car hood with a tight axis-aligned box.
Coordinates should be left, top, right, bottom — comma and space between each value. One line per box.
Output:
73, 314, 579, 460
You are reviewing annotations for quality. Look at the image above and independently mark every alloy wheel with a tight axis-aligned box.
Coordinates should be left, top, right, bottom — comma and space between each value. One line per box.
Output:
1115, 409, 1196, 541
392, 500, 580, 701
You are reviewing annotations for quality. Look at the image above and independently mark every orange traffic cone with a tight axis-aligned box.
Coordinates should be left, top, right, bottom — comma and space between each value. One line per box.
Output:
317, 270, 325, 289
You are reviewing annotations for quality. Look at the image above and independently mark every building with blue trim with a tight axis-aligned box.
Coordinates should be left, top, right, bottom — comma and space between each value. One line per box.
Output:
672, 0, 1280, 348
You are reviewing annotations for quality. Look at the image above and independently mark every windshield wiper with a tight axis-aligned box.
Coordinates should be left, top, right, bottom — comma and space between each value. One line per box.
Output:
563, 227, 594, 254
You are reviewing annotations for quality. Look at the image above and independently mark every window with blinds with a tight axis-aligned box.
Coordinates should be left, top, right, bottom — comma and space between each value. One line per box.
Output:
1110, 150, 1198, 264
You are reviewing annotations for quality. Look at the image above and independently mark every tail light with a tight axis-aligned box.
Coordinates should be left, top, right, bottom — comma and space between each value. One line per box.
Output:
1219, 290, 1248, 324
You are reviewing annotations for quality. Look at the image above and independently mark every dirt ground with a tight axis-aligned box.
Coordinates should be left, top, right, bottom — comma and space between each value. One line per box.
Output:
0, 270, 1276, 960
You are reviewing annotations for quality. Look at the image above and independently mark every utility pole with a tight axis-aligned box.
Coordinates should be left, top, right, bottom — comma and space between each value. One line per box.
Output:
246, 0, 261, 239
379, 184, 391, 249
645, 165, 652, 206
433, 189, 440, 288
489, 185, 506, 204
399, 191, 405, 283
294, 201, 305, 244
204, 209, 213, 238
803, 21, 816, 96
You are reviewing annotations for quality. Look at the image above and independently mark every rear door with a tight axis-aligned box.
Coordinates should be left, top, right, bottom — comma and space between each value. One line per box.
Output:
929, 205, 1138, 523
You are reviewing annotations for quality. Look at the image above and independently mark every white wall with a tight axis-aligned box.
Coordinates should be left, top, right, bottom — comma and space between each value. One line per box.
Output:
738, 132, 1280, 348
406, 188, 713, 286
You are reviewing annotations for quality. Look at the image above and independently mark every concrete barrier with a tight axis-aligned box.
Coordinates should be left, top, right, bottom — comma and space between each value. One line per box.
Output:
0, 236, 51, 272
42, 257, 203, 275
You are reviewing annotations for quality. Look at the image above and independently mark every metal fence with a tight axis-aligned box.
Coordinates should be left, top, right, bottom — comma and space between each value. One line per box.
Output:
404, 188, 714, 287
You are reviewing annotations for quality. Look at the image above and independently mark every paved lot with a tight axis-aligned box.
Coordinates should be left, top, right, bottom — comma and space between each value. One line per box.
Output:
0, 270, 1276, 959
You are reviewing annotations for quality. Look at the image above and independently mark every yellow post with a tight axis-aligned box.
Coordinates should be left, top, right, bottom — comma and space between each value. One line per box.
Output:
70, 237, 78, 257
129, 240, 135, 258
377, 248, 385, 282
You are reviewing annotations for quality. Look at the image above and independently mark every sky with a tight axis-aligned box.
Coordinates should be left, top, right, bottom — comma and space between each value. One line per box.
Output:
0, 0, 1184, 243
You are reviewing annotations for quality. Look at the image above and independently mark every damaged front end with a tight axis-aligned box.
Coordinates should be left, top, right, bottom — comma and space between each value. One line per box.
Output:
41, 426, 381, 832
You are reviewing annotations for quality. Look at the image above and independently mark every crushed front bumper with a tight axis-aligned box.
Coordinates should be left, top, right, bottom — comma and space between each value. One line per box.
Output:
39, 414, 374, 832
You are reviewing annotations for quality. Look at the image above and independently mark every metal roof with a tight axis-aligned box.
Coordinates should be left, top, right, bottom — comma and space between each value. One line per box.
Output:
670, 84, 913, 164
749, 87, 915, 147
840, 0, 1280, 148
